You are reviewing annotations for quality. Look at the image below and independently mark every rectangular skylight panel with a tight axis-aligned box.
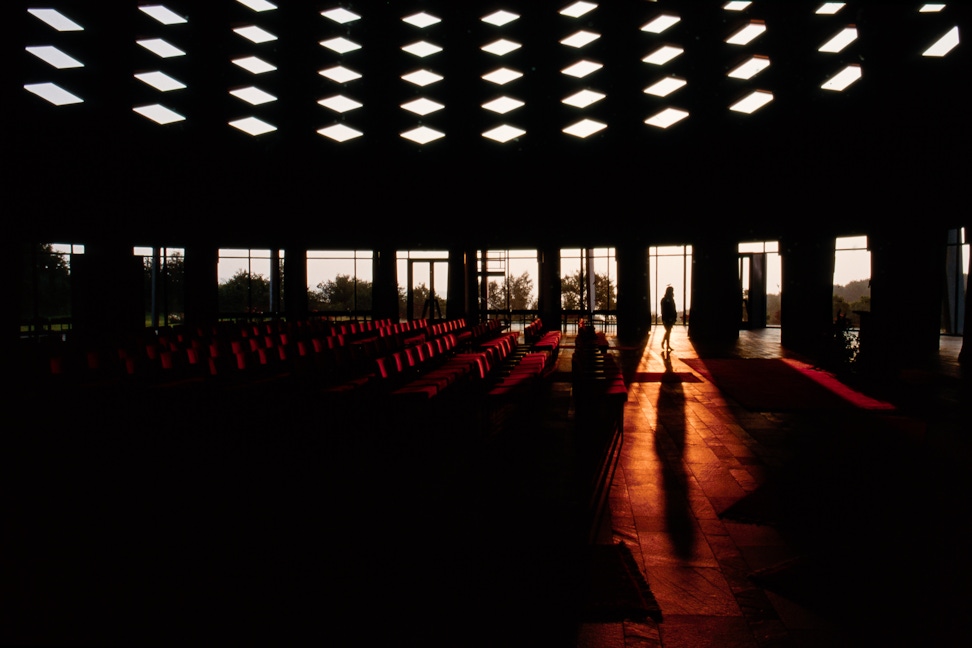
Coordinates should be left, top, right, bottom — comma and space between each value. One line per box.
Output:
923, 26, 960, 56
133, 104, 185, 124
404, 41, 443, 57
237, 0, 277, 11
28, 8, 83, 31
318, 124, 363, 142
816, 3, 846, 15
561, 60, 603, 78
727, 55, 770, 79
235, 26, 277, 44
402, 69, 444, 86
403, 12, 441, 28
482, 96, 524, 114
920, 4, 946, 12
233, 56, 277, 74
229, 116, 277, 136
483, 125, 525, 143
401, 98, 444, 116
643, 45, 684, 65
642, 15, 681, 34
137, 38, 185, 58
25, 82, 83, 106
135, 71, 186, 91
26, 46, 84, 69
560, 2, 597, 19
644, 77, 687, 97
562, 89, 605, 108
320, 37, 362, 54
481, 10, 519, 27
322, 8, 361, 24
645, 108, 689, 129
723, 2, 752, 11
139, 5, 188, 26
561, 31, 600, 48
401, 126, 444, 145
726, 21, 767, 45
318, 95, 363, 113
818, 27, 858, 53
821, 64, 861, 91
230, 86, 277, 105
730, 90, 773, 113
482, 68, 522, 85
563, 118, 606, 138
320, 66, 362, 83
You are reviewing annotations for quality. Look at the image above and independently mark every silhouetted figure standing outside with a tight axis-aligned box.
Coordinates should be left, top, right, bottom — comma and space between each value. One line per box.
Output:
661, 285, 677, 352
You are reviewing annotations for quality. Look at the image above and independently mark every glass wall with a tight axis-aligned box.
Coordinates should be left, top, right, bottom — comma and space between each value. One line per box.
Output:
134, 246, 185, 327
649, 245, 691, 326
21, 242, 81, 334
307, 249, 374, 318
833, 236, 870, 328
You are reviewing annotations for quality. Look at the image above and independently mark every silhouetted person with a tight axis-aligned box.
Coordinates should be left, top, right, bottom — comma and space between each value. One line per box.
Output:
660, 285, 677, 352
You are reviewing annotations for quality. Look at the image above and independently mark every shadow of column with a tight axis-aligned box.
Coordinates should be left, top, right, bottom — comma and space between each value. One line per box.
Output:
654, 352, 696, 559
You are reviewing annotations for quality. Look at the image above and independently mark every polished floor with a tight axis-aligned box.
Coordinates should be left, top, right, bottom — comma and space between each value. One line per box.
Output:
577, 326, 971, 648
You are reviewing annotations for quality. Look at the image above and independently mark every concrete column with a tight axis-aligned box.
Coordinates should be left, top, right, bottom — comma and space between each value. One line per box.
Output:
70, 243, 145, 341
780, 233, 836, 357
372, 247, 399, 322
688, 238, 739, 345
537, 247, 562, 331
616, 244, 651, 344
184, 243, 219, 331
283, 247, 308, 321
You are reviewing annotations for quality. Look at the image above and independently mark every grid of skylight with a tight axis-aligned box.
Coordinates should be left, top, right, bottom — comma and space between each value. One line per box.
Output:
229, 1, 278, 136
132, 5, 188, 124
641, 4, 688, 129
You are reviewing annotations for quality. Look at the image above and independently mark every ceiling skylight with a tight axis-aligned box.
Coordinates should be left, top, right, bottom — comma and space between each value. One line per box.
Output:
402, 69, 444, 86
482, 11, 519, 27
137, 38, 185, 58
560, 2, 597, 19
318, 95, 362, 113
729, 90, 773, 113
234, 26, 277, 44
482, 68, 523, 85
561, 31, 600, 48
644, 77, 687, 97
483, 125, 525, 143
404, 41, 443, 57
320, 66, 362, 83
229, 116, 277, 136
727, 55, 770, 79
401, 98, 445, 116
26, 46, 83, 69
923, 26, 960, 57
133, 104, 184, 124
643, 45, 684, 65
28, 8, 83, 31
645, 108, 689, 129
821, 64, 862, 91
139, 6, 187, 26
818, 27, 858, 53
919, 4, 946, 12
237, 0, 276, 11
403, 12, 441, 28
230, 86, 277, 105
233, 56, 276, 74
401, 126, 445, 145
25, 82, 83, 106
816, 3, 846, 15
321, 8, 361, 24
135, 71, 186, 92
482, 96, 525, 114
482, 39, 521, 56
318, 124, 362, 142
726, 21, 767, 46
561, 60, 603, 78
642, 15, 681, 34
562, 89, 606, 108
563, 118, 606, 138
723, 2, 752, 11
320, 37, 362, 54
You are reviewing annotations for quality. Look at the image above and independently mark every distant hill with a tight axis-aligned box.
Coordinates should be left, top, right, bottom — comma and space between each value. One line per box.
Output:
834, 279, 870, 302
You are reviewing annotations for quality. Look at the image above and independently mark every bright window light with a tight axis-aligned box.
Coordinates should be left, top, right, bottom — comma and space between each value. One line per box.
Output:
320, 66, 362, 83
560, 2, 597, 19
135, 71, 186, 92
644, 76, 687, 97
730, 90, 773, 113
816, 3, 846, 15
645, 108, 689, 128
482, 10, 519, 27
403, 41, 443, 57
401, 98, 444, 116
727, 55, 770, 79
26, 46, 83, 69
230, 86, 276, 105
229, 116, 277, 136
482, 96, 524, 114
483, 125, 525, 143
28, 8, 83, 31
641, 14, 680, 34
920, 4, 946, 12
320, 37, 362, 54
237, 0, 276, 11
25, 82, 83, 106
482, 68, 523, 85
643, 45, 684, 65
233, 56, 276, 74
819, 26, 858, 53
482, 39, 521, 56
321, 8, 361, 24
562, 89, 605, 108
563, 118, 606, 138
318, 124, 362, 142
821, 64, 861, 91
133, 104, 184, 124
137, 38, 185, 58
562, 60, 603, 78
234, 25, 277, 44
139, 6, 187, 26
402, 69, 443, 86
403, 12, 440, 28
724, 2, 752, 10
401, 126, 444, 145
561, 31, 600, 48
318, 95, 362, 113
726, 21, 767, 45
923, 26, 960, 57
